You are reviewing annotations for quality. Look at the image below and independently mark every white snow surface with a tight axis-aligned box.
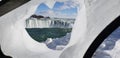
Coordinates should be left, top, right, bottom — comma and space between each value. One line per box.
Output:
0, 0, 120, 58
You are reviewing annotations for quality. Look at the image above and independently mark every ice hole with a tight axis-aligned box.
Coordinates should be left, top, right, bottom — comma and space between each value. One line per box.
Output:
25, 1, 78, 50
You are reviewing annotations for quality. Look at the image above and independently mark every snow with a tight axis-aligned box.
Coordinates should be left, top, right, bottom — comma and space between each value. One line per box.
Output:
0, 0, 79, 58
93, 27, 120, 58
46, 33, 71, 50
45, 38, 53, 45
0, 0, 61, 58
60, 0, 120, 58
0, 0, 120, 58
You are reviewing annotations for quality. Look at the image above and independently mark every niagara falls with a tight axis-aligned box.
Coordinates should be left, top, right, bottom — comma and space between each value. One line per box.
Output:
25, 2, 77, 50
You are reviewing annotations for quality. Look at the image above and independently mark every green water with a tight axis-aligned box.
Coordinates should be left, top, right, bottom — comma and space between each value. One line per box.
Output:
26, 28, 72, 42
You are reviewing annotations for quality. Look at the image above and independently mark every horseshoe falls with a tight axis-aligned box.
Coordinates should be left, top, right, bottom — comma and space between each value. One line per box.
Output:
26, 17, 75, 28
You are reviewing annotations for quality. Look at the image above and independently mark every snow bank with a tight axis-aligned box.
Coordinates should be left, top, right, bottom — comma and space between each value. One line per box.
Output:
1, 0, 120, 58
0, 0, 82, 58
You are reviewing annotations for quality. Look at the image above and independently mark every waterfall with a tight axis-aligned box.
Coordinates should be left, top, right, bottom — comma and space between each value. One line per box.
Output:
26, 17, 75, 28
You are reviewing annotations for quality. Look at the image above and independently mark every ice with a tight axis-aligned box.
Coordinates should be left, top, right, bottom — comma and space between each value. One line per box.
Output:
0, 0, 81, 58
1, 0, 120, 58
46, 33, 71, 50
45, 38, 53, 45
93, 27, 120, 58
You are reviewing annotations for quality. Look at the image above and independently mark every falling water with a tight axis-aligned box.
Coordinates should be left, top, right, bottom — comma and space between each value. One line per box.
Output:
25, 17, 75, 50
26, 17, 75, 28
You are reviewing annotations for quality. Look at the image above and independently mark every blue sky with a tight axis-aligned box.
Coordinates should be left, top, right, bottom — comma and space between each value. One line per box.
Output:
35, 1, 78, 18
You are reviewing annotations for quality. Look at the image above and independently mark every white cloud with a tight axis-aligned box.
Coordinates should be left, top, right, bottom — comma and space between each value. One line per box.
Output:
55, 12, 77, 18
39, 10, 77, 18
46, 10, 55, 15
39, 10, 55, 17
38, 1, 79, 18
59, 1, 79, 10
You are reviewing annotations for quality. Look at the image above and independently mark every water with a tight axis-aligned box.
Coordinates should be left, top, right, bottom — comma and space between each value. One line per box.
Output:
26, 28, 72, 42
25, 17, 75, 50
26, 17, 75, 28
